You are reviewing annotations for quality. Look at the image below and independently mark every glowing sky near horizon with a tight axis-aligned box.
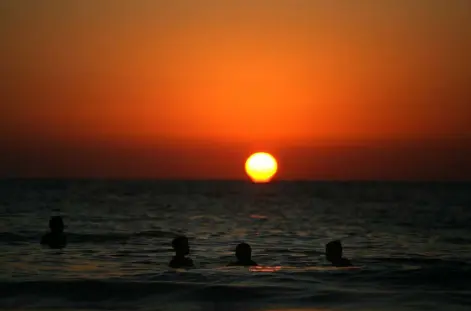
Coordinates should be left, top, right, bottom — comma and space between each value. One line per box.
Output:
1, 1, 471, 179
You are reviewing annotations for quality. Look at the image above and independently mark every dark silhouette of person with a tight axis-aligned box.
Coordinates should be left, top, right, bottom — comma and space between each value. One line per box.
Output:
227, 243, 258, 266
40, 216, 67, 249
169, 236, 194, 268
326, 240, 352, 267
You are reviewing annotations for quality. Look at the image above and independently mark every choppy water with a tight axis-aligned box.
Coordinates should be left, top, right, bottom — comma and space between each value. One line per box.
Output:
1, 180, 471, 311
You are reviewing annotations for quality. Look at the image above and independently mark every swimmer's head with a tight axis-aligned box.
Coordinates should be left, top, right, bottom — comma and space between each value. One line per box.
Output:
49, 216, 64, 233
235, 243, 252, 261
326, 240, 343, 262
172, 236, 190, 256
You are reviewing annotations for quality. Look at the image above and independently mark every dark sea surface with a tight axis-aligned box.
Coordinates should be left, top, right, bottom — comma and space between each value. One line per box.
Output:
1, 180, 470, 311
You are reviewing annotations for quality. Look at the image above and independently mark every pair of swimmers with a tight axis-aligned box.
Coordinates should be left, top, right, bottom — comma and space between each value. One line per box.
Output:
40, 216, 352, 268
169, 236, 257, 268
169, 235, 352, 268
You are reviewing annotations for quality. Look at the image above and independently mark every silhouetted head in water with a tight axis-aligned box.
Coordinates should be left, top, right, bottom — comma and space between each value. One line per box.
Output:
41, 216, 67, 249
169, 236, 193, 268
236, 243, 252, 261
49, 216, 64, 234
228, 243, 258, 266
172, 236, 190, 256
326, 240, 352, 267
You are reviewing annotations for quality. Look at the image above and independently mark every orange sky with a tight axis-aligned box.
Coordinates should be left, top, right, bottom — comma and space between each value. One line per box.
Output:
1, 1, 471, 180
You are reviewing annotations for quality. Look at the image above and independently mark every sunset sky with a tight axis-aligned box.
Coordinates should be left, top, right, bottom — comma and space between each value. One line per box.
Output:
1, 1, 471, 180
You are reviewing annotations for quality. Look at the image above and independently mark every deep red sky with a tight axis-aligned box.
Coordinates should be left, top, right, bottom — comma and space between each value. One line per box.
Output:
1, 1, 471, 180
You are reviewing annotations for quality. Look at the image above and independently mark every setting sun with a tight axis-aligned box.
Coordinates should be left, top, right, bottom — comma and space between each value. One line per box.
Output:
245, 152, 278, 183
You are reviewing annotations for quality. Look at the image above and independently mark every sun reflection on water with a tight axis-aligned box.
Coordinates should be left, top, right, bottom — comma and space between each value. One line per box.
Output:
249, 265, 282, 273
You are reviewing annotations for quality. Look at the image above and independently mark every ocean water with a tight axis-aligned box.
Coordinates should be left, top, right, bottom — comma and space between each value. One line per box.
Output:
1, 180, 470, 311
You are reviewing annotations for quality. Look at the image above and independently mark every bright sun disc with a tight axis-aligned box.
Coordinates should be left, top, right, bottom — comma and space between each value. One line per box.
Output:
245, 152, 278, 183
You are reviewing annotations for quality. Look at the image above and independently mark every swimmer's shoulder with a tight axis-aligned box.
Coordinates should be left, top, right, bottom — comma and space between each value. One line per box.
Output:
227, 260, 258, 267
169, 257, 194, 268
41, 233, 67, 248
335, 258, 352, 267
40, 233, 51, 245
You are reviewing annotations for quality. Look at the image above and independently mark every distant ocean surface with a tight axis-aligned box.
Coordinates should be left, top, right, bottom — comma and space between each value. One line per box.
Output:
1, 180, 470, 311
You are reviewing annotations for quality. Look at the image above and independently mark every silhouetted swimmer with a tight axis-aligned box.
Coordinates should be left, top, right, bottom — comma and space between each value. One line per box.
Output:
40, 216, 67, 249
326, 240, 352, 267
227, 243, 258, 266
169, 236, 194, 268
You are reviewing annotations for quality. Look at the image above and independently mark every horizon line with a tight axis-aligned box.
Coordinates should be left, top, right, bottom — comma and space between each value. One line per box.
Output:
0, 178, 469, 183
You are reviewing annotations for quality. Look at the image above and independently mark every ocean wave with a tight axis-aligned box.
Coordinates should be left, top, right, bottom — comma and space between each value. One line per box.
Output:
2, 264, 471, 297
374, 266, 471, 290
1, 267, 471, 310
365, 257, 471, 267
0, 279, 296, 302
0, 230, 176, 245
